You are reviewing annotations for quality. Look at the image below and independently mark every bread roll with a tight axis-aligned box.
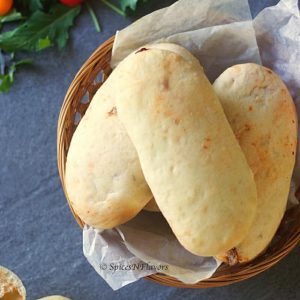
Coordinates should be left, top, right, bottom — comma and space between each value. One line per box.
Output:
65, 73, 152, 229
113, 46, 257, 256
142, 44, 199, 214
65, 44, 203, 229
213, 63, 297, 263
0, 266, 26, 300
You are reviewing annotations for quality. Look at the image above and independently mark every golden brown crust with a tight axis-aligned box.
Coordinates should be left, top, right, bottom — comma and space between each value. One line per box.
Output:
0, 266, 26, 300
214, 63, 297, 263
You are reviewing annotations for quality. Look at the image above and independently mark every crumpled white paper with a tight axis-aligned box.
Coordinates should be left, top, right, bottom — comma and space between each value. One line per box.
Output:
116, 212, 222, 284
253, 0, 300, 190
111, 0, 254, 68
83, 227, 157, 290
83, 0, 300, 290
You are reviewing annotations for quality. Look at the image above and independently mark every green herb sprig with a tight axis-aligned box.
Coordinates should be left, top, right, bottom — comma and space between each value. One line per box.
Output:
0, 0, 146, 93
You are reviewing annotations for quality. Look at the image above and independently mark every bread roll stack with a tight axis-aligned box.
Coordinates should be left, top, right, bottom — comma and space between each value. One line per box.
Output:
66, 44, 296, 261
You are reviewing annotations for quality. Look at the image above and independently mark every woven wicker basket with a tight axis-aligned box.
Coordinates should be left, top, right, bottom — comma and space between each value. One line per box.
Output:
57, 36, 300, 288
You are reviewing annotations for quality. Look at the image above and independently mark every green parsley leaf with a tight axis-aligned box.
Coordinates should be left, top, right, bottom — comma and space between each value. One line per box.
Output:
0, 4, 81, 52
0, 74, 12, 93
120, 0, 139, 11
120, 0, 147, 12
0, 58, 32, 93
0, 10, 24, 25
15, 0, 51, 13
14, 58, 33, 67
37, 37, 52, 50
101, 0, 146, 16
28, 0, 44, 11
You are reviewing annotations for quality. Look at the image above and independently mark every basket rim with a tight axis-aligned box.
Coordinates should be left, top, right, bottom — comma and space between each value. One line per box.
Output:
57, 35, 300, 288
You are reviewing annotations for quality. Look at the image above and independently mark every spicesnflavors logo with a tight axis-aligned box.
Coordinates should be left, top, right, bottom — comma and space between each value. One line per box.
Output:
99, 263, 169, 273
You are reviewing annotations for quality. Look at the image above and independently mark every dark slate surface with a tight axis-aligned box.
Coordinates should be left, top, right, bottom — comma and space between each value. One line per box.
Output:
1, 0, 299, 299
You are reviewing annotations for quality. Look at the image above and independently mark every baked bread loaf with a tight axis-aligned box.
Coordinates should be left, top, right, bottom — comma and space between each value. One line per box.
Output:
0, 266, 26, 300
113, 46, 257, 256
65, 44, 204, 229
141, 44, 199, 214
65, 63, 152, 229
213, 63, 297, 263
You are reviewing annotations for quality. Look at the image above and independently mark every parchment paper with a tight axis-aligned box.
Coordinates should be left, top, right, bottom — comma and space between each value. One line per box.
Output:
83, 0, 300, 290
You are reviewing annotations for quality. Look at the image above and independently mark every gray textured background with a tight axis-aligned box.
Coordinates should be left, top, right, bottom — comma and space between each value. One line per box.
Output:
1, 0, 299, 299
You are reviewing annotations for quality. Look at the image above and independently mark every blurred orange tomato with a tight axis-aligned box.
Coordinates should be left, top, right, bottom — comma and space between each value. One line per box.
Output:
0, 0, 13, 16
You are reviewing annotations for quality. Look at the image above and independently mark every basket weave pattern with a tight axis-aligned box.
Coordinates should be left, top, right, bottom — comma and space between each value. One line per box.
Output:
57, 36, 300, 288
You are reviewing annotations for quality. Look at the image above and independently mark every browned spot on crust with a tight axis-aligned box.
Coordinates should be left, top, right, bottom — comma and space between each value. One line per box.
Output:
230, 186, 237, 194
135, 47, 149, 54
232, 65, 241, 74
281, 88, 287, 94
175, 55, 181, 61
273, 98, 293, 124
265, 132, 271, 140
202, 205, 208, 213
87, 162, 94, 171
249, 133, 278, 180
226, 248, 239, 265
235, 124, 251, 140
108, 106, 117, 117
162, 53, 179, 81
1, 288, 23, 300
155, 94, 164, 103
283, 135, 292, 147
154, 95, 181, 127
244, 123, 251, 131
230, 118, 236, 126
266, 69, 272, 74
248, 105, 253, 111
162, 77, 170, 90
202, 137, 211, 149
164, 56, 172, 71
174, 118, 181, 125
163, 110, 173, 117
